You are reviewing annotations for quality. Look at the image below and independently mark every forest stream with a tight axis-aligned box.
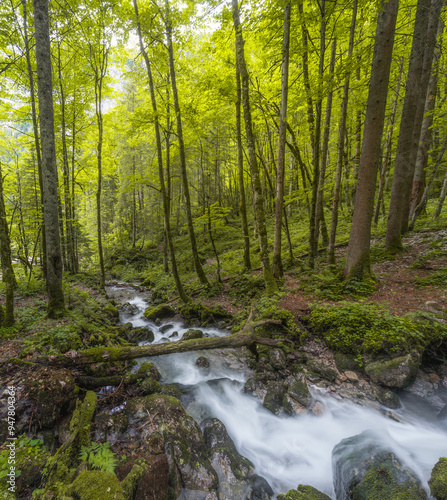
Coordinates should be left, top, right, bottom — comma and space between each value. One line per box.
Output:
106, 284, 447, 500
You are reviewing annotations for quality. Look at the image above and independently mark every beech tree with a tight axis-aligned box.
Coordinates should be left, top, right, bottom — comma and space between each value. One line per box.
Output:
33, 0, 65, 317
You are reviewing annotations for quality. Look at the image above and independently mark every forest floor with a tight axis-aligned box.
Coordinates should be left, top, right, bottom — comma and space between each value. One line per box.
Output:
198, 228, 447, 320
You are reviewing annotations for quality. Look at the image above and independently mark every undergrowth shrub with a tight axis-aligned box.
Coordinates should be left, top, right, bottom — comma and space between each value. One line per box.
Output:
311, 301, 447, 358
414, 267, 447, 288
300, 270, 376, 300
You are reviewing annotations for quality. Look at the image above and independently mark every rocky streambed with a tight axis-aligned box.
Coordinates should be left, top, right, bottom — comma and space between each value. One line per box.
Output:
103, 284, 447, 499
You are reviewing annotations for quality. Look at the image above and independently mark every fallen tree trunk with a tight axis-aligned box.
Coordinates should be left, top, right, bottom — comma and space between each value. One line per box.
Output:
19, 320, 291, 367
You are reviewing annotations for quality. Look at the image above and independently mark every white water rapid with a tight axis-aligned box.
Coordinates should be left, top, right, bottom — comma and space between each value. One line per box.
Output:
108, 285, 447, 499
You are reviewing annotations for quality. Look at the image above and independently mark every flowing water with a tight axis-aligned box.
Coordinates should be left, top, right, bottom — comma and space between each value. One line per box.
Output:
108, 285, 447, 499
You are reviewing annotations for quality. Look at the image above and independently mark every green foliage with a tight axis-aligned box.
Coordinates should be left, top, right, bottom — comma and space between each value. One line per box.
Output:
311, 302, 446, 357
79, 442, 117, 475
300, 269, 376, 300
0, 435, 47, 482
256, 294, 296, 331
227, 274, 265, 304
414, 267, 447, 288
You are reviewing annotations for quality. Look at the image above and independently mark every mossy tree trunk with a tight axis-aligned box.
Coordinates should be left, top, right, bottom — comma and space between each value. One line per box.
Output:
0, 162, 15, 326
133, 0, 189, 303
33, 0, 65, 318
165, 0, 209, 287
272, 2, 291, 279
232, 0, 278, 295
344, 0, 399, 281
328, 0, 357, 265
235, 58, 251, 271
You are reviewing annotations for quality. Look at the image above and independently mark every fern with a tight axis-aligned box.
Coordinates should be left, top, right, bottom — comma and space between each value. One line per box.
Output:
80, 442, 117, 474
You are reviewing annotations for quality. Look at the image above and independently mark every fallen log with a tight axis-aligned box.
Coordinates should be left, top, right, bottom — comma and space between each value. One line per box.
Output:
18, 319, 292, 367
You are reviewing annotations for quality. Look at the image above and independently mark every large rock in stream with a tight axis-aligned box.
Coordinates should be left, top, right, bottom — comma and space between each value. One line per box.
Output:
332, 430, 427, 499
202, 418, 273, 499
125, 394, 218, 499
364, 352, 420, 389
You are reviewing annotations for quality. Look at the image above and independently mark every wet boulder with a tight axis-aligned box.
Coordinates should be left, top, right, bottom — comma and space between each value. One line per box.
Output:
365, 352, 420, 389
277, 484, 331, 499
307, 360, 338, 382
120, 302, 139, 315
183, 329, 204, 341
140, 377, 161, 396
263, 381, 287, 415
269, 348, 287, 370
429, 457, 447, 499
332, 430, 427, 499
202, 418, 273, 499
125, 394, 218, 498
287, 374, 312, 407
144, 304, 176, 321
28, 368, 77, 428
94, 412, 129, 444
159, 323, 174, 334
128, 327, 155, 343
137, 362, 161, 381
196, 356, 210, 369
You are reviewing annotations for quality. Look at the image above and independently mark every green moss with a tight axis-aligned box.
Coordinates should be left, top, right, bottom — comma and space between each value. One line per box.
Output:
70, 470, 124, 500
143, 304, 175, 321
277, 484, 331, 499
137, 362, 161, 380
103, 303, 119, 319
139, 377, 161, 395
178, 302, 230, 324
429, 457, 447, 499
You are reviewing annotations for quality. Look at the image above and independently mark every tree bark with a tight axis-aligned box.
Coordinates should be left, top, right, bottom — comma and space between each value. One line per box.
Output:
134, 0, 189, 303
232, 0, 278, 294
272, 2, 291, 279
33, 0, 65, 317
385, 0, 435, 250
235, 57, 251, 271
25, 323, 289, 367
165, 0, 209, 287
328, 0, 357, 265
0, 163, 15, 326
344, 0, 399, 280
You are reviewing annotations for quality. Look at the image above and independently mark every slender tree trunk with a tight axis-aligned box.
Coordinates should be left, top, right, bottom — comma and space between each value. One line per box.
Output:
386, 0, 436, 250
232, 0, 278, 294
21, 0, 46, 277
433, 171, 447, 219
165, 0, 209, 287
236, 57, 251, 270
344, 0, 399, 280
134, 0, 189, 303
373, 50, 405, 225
272, 2, 291, 279
0, 163, 15, 326
33, 0, 65, 317
57, 40, 75, 274
315, 39, 336, 251
308, 0, 325, 268
328, 0, 357, 264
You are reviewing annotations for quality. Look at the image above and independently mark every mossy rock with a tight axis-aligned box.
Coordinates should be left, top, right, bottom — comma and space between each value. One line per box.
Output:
94, 413, 129, 443
429, 457, 447, 499
128, 327, 154, 343
28, 368, 77, 428
334, 352, 361, 372
70, 470, 124, 499
182, 329, 204, 341
137, 362, 161, 381
307, 359, 338, 382
178, 302, 231, 324
104, 303, 119, 320
160, 384, 182, 399
365, 352, 420, 389
125, 394, 218, 494
263, 381, 286, 415
140, 377, 161, 396
287, 375, 312, 407
277, 484, 331, 499
144, 304, 176, 321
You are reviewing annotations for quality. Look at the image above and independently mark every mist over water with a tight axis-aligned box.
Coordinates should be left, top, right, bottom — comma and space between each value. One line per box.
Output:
108, 285, 447, 499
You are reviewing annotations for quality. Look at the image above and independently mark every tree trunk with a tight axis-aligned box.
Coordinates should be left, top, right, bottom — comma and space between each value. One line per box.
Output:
232, 0, 278, 294
385, 0, 435, 250
328, 0, 357, 265
272, 2, 291, 279
33, 0, 65, 318
0, 163, 15, 326
409, 15, 444, 223
235, 58, 251, 271
433, 171, 447, 219
344, 0, 399, 280
21, 0, 46, 278
134, 0, 189, 303
315, 39, 336, 252
165, 0, 209, 287
28, 321, 289, 367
